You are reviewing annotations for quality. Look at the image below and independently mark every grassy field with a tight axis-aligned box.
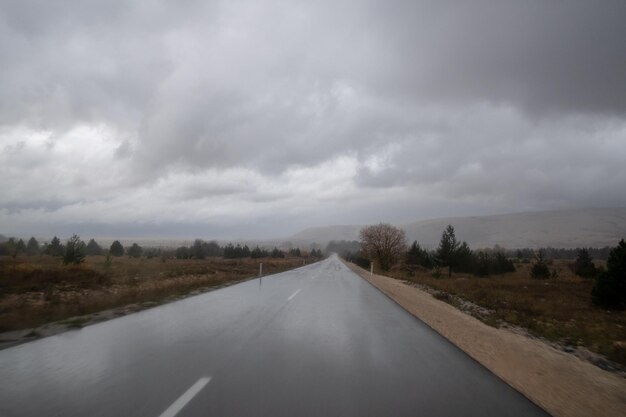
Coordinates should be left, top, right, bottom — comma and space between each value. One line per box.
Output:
0, 254, 306, 332
387, 259, 626, 367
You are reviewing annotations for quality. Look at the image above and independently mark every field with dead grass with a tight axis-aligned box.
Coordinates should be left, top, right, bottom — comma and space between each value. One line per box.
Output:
387, 259, 626, 368
0, 254, 305, 332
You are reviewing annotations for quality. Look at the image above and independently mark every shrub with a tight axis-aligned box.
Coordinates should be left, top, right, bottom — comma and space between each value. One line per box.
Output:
85, 238, 103, 256
592, 239, 626, 309
127, 243, 143, 258
574, 248, 597, 278
474, 252, 516, 277
531, 251, 551, 279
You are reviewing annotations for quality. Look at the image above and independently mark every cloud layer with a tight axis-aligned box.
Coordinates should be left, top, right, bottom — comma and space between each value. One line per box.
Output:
1, 0, 625, 238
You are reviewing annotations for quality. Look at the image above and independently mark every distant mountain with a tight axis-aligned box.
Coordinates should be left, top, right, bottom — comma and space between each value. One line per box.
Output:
290, 208, 626, 249
0, 234, 7, 243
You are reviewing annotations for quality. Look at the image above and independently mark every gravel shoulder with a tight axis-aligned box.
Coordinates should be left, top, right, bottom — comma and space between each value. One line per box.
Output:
344, 261, 626, 417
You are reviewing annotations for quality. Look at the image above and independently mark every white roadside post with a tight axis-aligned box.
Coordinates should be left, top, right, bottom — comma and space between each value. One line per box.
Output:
370, 261, 373, 276
259, 262, 263, 277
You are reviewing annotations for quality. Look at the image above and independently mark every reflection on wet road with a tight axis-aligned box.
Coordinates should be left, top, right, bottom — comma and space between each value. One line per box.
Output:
0, 255, 549, 417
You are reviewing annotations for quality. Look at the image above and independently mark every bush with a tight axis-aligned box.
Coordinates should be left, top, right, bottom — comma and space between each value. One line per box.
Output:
343, 250, 370, 269
127, 243, 143, 258
592, 239, 626, 309
176, 246, 191, 259
574, 248, 596, 278
85, 239, 103, 256
474, 252, 516, 277
531, 251, 551, 279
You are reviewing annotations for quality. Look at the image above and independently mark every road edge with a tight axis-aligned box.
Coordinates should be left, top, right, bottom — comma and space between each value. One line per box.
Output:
342, 259, 626, 417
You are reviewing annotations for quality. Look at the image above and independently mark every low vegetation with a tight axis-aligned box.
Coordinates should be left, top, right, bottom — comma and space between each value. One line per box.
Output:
0, 235, 316, 333
338, 225, 626, 367
389, 260, 626, 367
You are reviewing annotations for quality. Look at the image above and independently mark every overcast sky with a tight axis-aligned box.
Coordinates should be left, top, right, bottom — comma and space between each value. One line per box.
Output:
1, 0, 625, 239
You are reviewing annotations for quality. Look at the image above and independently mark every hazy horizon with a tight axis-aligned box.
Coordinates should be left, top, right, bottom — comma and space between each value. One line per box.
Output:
2, 1, 625, 239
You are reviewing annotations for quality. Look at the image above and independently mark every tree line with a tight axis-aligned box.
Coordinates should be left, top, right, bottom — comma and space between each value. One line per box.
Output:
341, 223, 625, 309
0, 236, 323, 263
339, 224, 515, 278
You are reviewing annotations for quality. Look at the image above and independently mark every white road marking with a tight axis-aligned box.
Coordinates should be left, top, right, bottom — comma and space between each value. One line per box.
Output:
287, 289, 302, 301
158, 377, 211, 417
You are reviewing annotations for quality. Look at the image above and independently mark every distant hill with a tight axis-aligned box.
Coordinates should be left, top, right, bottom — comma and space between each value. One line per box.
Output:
290, 208, 626, 249
291, 225, 362, 243
0, 234, 7, 243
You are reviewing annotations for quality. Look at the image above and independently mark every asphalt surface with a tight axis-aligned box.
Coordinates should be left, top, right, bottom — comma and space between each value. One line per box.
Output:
0, 255, 551, 417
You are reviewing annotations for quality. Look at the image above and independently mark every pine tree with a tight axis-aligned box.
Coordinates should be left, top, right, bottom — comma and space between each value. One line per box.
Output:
592, 239, 626, 308
46, 236, 65, 257
63, 234, 85, 265
574, 248, 596, 278
531, 250, 550, 279
85, 238, 103, 256
127, 243, 143, 258
436, 225, 459, 277
26, 237, 39, 256
109, 240, 124, 257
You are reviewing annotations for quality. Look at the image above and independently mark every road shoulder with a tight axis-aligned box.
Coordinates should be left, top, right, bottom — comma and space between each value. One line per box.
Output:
343, 261, 626, 417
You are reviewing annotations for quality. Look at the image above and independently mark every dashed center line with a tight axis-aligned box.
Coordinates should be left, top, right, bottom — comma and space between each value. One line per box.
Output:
287, 289, 302, 301
158, 377, 211, 417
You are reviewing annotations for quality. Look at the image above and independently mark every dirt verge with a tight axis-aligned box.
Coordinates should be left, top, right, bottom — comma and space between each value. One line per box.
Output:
344, 261, 626, 417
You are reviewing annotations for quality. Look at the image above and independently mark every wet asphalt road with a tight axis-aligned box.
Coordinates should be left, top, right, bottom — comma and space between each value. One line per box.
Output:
0, 255, 550, 417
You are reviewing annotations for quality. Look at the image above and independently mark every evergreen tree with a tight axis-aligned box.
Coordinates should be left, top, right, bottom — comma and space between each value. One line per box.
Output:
63, 234, 85, 265
85, 238, 103, 256
251, 246, 264, 259
202, 241, 222, 257
455, 241, 474, 273
592, 239, 626, 309
436, 225, 459, 277
406, 241, 433, 269
127, 243, 143, 258
176, 246, 190, 259
26, 237, 40, 256
192, 239, 205, 259
15, 239, 26, 255
45, 236, 65, 257
271, 247, 285, 258
531, 250, 551, 279
109, 240, 124, 257
574, 248, 596, 278
223, 243, 235, 259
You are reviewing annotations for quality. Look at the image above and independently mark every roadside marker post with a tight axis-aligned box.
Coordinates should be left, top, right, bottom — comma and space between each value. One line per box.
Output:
370, 262, 373, 276
259, 263, 263, 277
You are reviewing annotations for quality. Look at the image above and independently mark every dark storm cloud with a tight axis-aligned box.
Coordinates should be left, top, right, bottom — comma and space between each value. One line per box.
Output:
366, 1, 626, 116
1, 0, 625, 237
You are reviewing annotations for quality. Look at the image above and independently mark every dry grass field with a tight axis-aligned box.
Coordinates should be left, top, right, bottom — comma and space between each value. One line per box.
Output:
0, 254, 305, 333
387, 259, 626, 368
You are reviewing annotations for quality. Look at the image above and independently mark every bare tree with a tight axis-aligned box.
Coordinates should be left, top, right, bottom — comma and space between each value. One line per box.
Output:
359, 223, 407, 271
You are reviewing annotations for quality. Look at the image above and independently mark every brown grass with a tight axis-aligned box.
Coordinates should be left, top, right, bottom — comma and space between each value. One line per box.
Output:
386, 260, 626, 367
0, 255, 304, 332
